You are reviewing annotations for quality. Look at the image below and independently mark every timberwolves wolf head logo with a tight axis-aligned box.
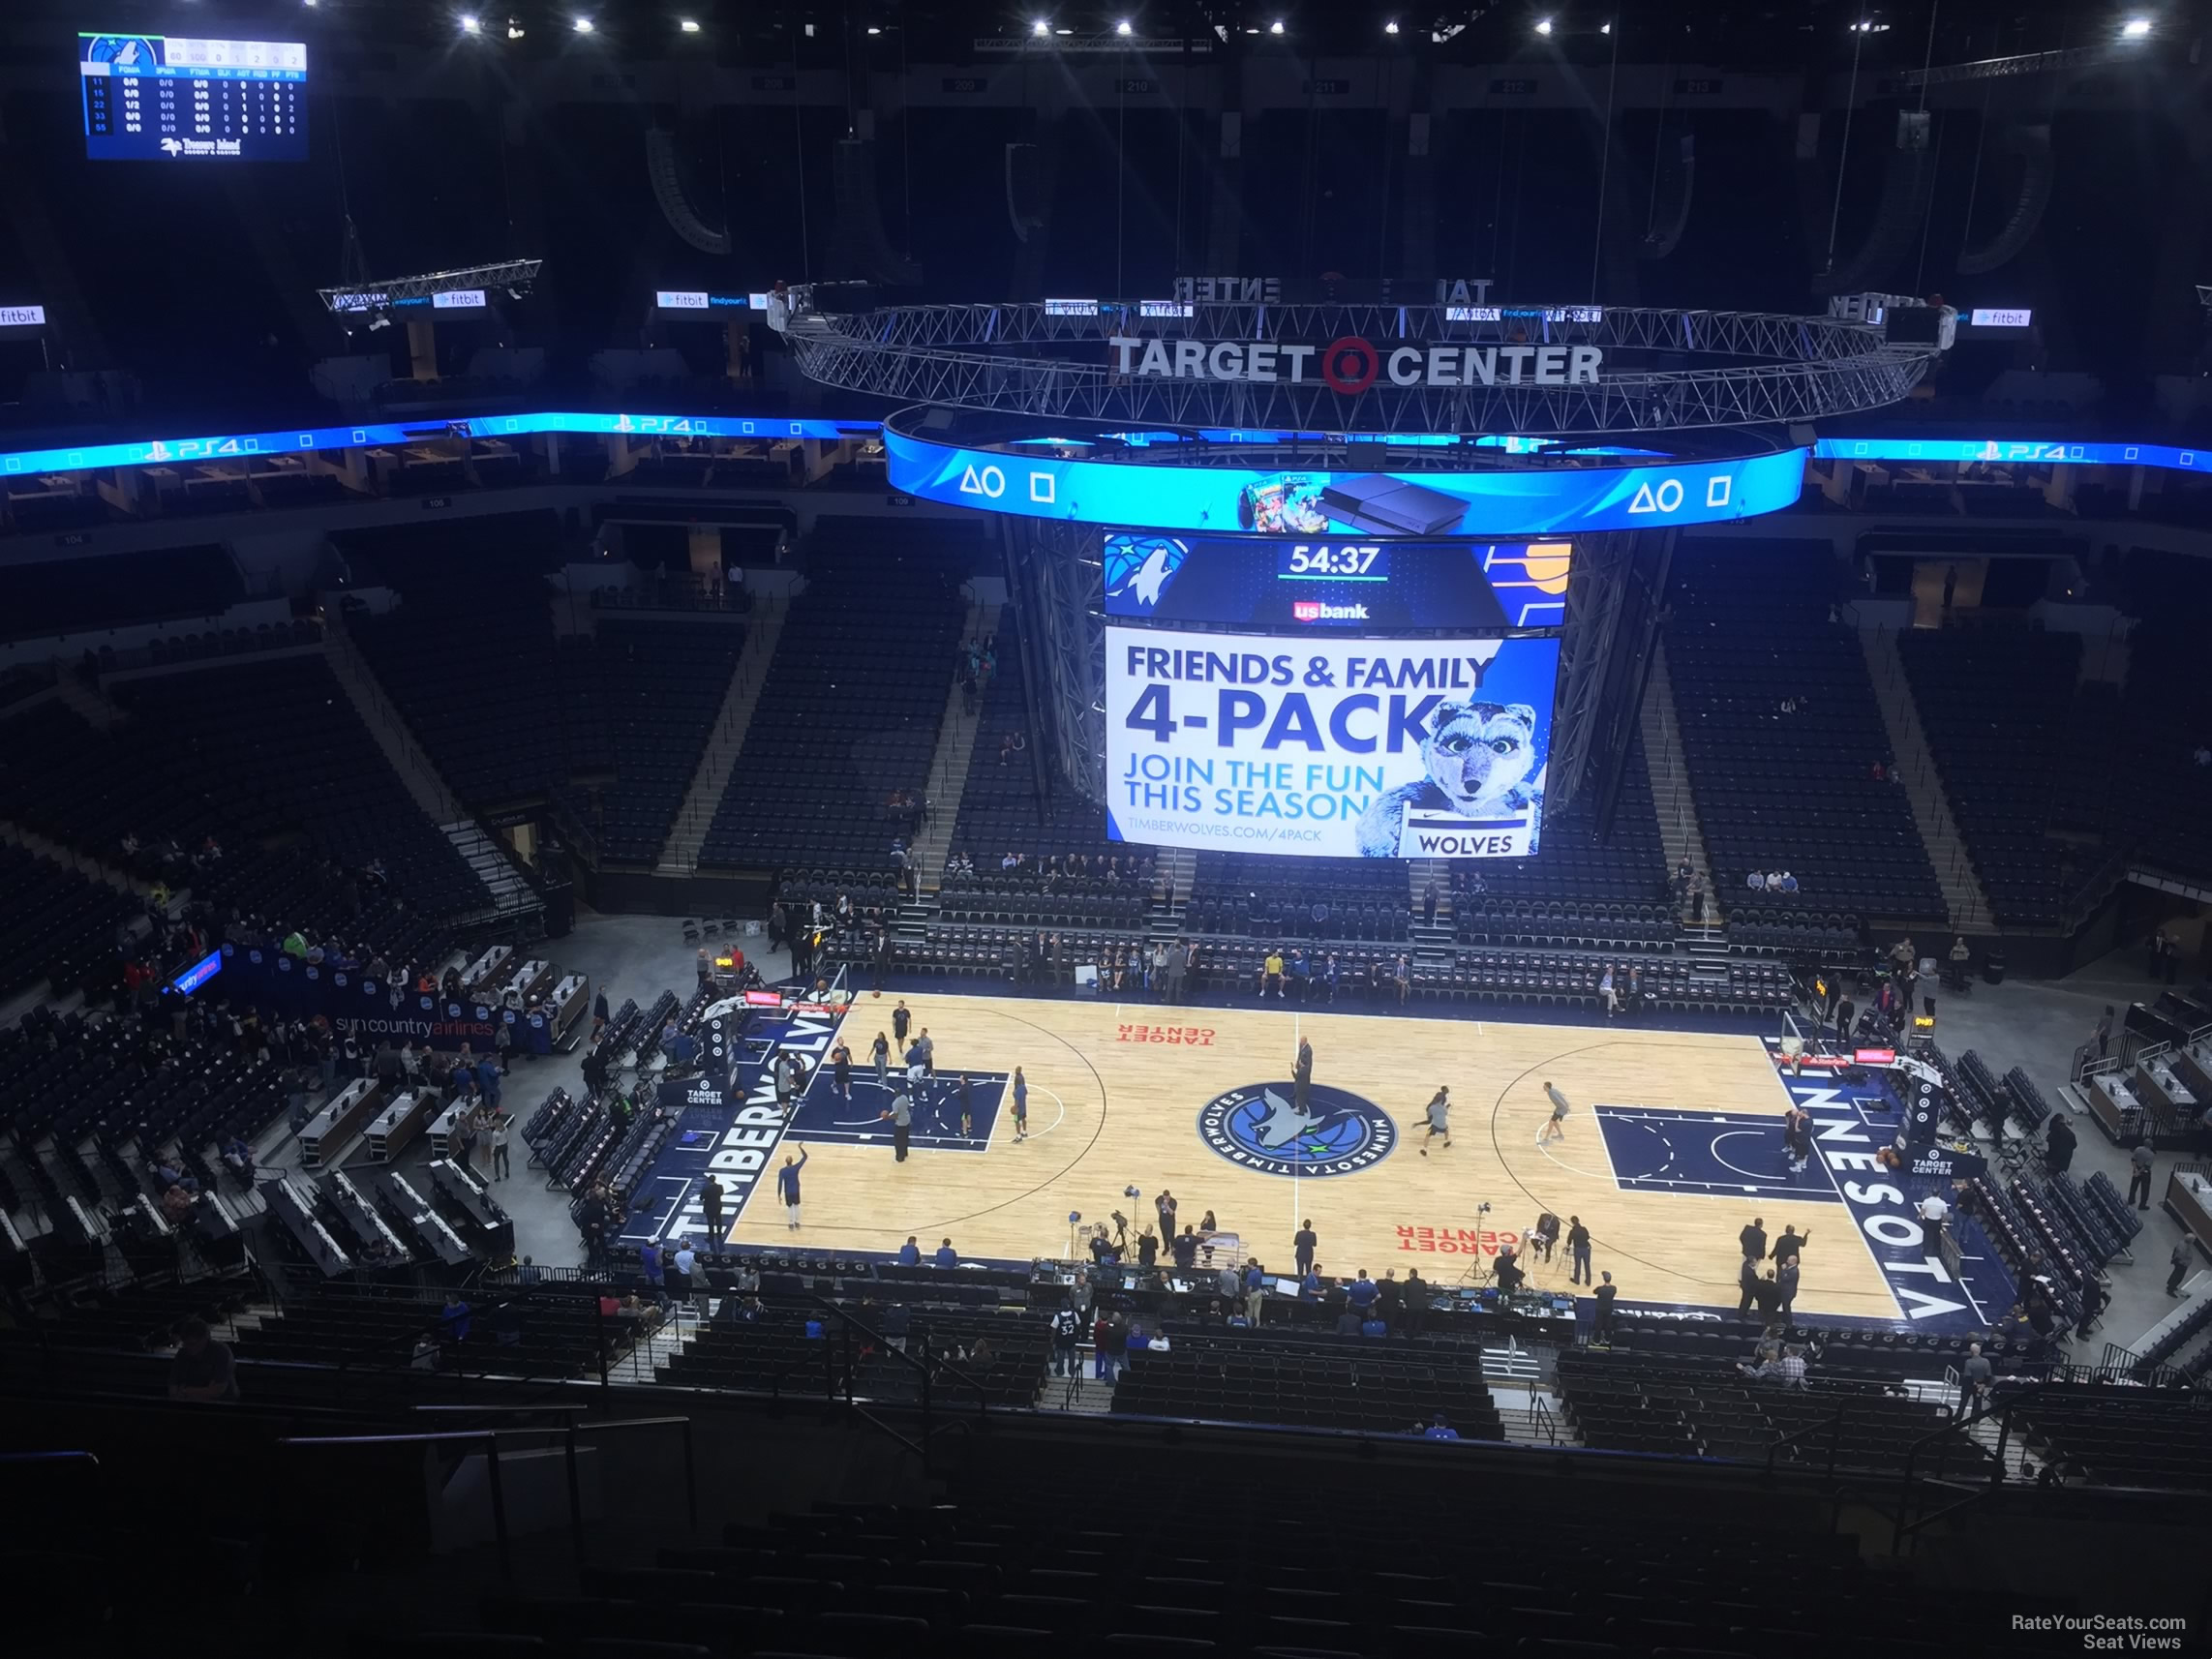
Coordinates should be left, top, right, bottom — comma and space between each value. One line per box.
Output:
1105, 534, 1189, 611
1354, 698, 1542, 858
1197, 1082, 1396, 1177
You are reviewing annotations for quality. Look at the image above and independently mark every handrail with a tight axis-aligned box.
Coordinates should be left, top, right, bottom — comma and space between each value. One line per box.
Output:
281, 1427, 514, 1580
279, 1413, 696, 1573
1761, 1403, 1848, 1482
797, 1290, 996, 1472
1888, 1378, 2057, 1553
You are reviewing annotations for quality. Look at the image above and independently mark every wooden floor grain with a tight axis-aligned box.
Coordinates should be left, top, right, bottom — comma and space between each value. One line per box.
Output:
731, 992, 1899, 1318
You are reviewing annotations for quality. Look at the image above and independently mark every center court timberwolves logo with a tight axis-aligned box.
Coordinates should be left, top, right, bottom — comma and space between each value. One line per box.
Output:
1197, 1082, 1396, 1177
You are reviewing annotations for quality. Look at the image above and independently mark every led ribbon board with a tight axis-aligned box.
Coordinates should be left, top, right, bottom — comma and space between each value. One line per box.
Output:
888, 428, 1808, 536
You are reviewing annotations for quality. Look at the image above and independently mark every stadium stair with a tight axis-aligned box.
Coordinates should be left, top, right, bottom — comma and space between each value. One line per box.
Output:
1148, 847, 1195, 938
1407, 857, 1456, 964
1856, 620, 1993, 930
441, 822, 538, 919
324, 618, 538, 920
1638, 636, 1722, 924
653, 596, 791, 875
323, 617, 469, 827
905, 595, 1002, 889
53, 671, 124, 732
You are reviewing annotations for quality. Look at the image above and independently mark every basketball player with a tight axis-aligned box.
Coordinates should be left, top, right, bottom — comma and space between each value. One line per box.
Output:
1418, 1086, 1451, 1156
1538, 1081, 1571, 1144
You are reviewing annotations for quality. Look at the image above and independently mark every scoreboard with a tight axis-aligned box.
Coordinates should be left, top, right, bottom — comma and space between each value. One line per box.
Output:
79, 33, 308, 163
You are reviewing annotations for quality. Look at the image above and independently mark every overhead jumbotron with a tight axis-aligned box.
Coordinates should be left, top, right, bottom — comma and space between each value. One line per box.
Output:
787, 294, 1943, 830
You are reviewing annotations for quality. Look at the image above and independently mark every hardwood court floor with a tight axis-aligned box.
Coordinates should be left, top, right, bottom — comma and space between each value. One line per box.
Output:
731, 992, 1901, 1320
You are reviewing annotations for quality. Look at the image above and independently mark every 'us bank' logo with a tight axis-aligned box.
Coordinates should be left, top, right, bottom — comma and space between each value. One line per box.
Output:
1197, 1082, 1395, 1177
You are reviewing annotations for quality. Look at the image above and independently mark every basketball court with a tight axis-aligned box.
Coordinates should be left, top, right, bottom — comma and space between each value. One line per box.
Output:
716, 990, 1931, 1325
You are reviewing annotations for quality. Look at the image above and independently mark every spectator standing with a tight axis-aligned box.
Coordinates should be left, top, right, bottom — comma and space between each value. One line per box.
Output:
1740, 1216, 1768, 1263
1050, 1303, 1080, 1375
1771, 1224, 1808, 1268
2094, 1006, 2114, 1060
1961, 1342, 1994, 1404
1567, 1215, 1592, 1285
2044, 1114, 2076, 1178
2168, 1238, 2197, 1298
700, 1176, 724, 1250
1776, 1258, 1801, 1318
2128, 1139, 2156, 1210
1591, 1272, 1618, 1342
489, 1112, 512, 1182
1293, 1218, 1318, 1275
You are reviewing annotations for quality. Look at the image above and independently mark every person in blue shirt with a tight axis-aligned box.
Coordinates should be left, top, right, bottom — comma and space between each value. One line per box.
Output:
1422, 1414, 1461, 1440
1346, 1270, 1379, 1313
1242, 1260, 1266, 1324
1011, 1067, 1029, 1142
934, 1237, 958, 1269
775, 1148, 808, 1230
895, 1236, 921, 1266
475, 1059, 500, 1107
639, 1240, 666, 1305
439, 1292, 471, 1344
1300, 1264, 1323, 1299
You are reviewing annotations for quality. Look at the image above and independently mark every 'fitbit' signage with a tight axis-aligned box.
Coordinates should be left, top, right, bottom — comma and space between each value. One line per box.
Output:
1109, 336, 1605, 391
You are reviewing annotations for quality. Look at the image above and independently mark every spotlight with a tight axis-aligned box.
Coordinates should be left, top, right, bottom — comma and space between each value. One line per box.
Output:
1385, 18, 1399, 31
2122, 16, 2152, 37
1269, 18, 1285, 32
1116, 18, 1133, 35
680, 17, 700, 31
572, 15, 593, 33
866, 24, 881, 33
1601, 19, 1611, 32
1032, 18, 1048, 35
506, 18, 524, 39
459, 14, 480, 32
1535, 16, 1553, 35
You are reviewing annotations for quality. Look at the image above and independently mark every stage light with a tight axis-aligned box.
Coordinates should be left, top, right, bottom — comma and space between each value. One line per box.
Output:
572, 16, 594, 34
1601, 20, 1611, 32
1385, 19, 1400, 32
1032, 18, 1049, 34
1535, 16, 1553, 35
459, 14, 480, 33
680, 17, 700, 31
1116, 18, 1134, 35
2122, 16, 2152, 37
866, 24, 882, 33
506, 19, 525, 39
1270, 18, 1286, 33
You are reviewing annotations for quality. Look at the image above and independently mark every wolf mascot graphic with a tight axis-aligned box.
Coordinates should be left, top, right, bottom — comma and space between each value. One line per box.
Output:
1354, 699, 1542, 859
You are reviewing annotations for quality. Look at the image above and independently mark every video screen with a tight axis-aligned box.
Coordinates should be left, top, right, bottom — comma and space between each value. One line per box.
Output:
1105, 626, 1561, 859
80, 32, 309, 162
1103, 530, 1570, 629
